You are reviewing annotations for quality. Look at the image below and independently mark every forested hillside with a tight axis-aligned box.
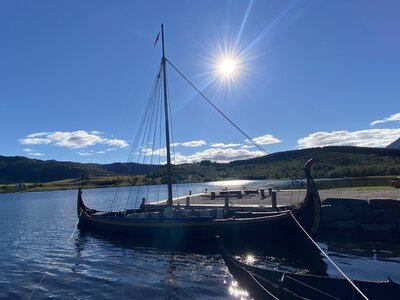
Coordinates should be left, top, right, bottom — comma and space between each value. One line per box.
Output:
145, 146, 400, 183
1, 146, 399, 184
0, 156, 153, 183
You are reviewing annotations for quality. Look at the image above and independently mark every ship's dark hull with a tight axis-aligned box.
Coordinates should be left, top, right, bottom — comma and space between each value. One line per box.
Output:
77, 159, 321, 251
217, 237, 400, 300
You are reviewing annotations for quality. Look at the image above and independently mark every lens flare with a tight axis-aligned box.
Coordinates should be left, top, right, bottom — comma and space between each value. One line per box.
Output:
220, 59, 236, 76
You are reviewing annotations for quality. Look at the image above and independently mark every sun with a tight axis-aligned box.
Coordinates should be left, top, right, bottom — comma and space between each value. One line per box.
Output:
220, 59, 236, 76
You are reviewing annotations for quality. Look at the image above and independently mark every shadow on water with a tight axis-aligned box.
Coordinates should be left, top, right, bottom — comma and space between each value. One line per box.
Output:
71, 229, 400, 299
316, 231, 400, 259
76, 228, 328, 276
72, 230, 229, 300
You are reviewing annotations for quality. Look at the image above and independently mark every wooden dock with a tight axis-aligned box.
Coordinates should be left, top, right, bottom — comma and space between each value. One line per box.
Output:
172, 188, 307, 208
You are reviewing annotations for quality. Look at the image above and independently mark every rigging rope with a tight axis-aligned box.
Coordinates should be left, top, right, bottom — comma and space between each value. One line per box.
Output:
166, 58, 268, 156
134, 73, 161, 207
289, 211, 369, 300
110, 63, 162, 211
166, 58, 304, 184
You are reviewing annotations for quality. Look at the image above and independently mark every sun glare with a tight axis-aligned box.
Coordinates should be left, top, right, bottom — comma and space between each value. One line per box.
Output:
220, 59, 236, 76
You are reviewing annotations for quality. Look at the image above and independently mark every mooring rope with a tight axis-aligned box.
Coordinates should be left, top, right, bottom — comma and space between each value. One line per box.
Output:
28, 210, 84, 299
27, 270, 49, 300
247, 271, 279, 300
284, 274, 341, 300
289, 211, 369, 300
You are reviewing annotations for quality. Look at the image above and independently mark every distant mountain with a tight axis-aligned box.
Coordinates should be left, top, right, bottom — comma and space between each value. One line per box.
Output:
387, 137, 400, 149
0, 156, 153, 183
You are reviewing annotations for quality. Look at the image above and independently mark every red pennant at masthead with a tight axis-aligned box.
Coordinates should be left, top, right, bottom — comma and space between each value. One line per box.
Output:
153, 32, 160, 47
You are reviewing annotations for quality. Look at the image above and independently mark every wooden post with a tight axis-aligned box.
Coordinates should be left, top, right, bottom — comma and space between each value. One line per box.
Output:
260, 189, 265, 199
224, 194, 229, 208
186, 196, 190, 207
141, 197, 146, 210
271, 191, 277, 208
268, 187, 272, 196
211, 191, 215, 200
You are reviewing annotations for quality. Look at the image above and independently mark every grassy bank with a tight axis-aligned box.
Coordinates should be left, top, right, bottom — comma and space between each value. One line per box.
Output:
0, 175, 144, 193
1, 175, 398, 194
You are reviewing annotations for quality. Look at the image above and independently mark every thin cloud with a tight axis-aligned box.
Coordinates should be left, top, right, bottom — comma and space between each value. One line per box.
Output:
370, 112, 400, 126
297, 128, 400, 148
210, 142, 242, 148
172, 147, 264, 164
20, 137, 51, 145
27, 132, 50, 138
77, 148, 118, 156
27, 152, 44, 157
142, 147, 167, 156
20, 130, 129, 149
104, 138, 129, 148
248, 134, 282, 145
22, 148, 44, 157
77, 151, 93, 156
180, 140, 207, 147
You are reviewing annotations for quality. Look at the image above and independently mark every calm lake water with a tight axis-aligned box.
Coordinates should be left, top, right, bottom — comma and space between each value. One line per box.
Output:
1, 181, 399, 299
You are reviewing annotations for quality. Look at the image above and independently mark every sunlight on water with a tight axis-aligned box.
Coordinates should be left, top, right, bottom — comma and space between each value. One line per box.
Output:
207, 180, 254, 188
245, 254, 255, 265
228, 280, 251, 299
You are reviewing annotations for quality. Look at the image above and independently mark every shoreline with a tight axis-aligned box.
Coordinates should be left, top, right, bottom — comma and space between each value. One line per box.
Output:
0, 185, 400, 200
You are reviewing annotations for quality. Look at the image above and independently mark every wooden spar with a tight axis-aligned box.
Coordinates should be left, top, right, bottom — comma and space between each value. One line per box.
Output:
161, 24, 173, 206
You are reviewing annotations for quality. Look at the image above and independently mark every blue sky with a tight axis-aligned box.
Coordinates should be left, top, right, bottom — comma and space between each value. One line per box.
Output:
1, 0, 399, 164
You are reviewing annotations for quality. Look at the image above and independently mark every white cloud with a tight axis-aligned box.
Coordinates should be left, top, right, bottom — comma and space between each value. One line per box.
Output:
142, 147, 167, 156
210, 142, 241, 148
27, 152, 44, 156
249, 134, 282, 145
297, 128, 400, 148
172, 147, 264, 164
104, 138, 129, 148
27, 132, 50, 138
180, 140, 206, 147
77, 151, 93, 156
20, 130, 129, 149
20, 137, 52, 145
47, 131, 103, 148
77, 148, 118, 156
370, 113, 400, 126
23, 147, 44, 157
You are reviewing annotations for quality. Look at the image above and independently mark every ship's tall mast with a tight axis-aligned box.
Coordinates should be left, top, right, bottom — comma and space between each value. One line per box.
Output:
161, 24, 173, 206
